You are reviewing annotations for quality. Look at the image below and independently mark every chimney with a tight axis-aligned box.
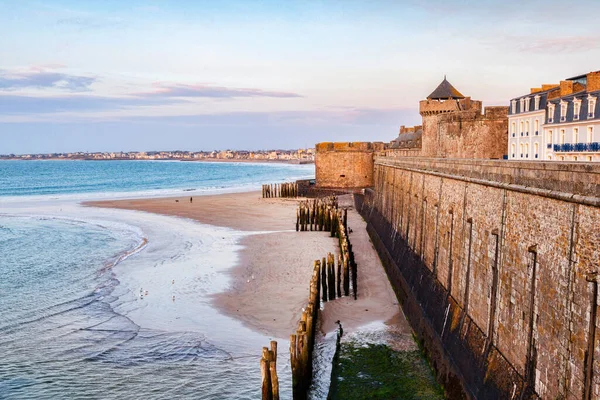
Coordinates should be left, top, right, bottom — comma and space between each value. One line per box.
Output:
560, 80, 574, 96
587, 71, 600, 92
530, 88, 542, 94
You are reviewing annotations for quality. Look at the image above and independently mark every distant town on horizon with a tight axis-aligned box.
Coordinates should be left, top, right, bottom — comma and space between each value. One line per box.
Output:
0, 148, 316, 162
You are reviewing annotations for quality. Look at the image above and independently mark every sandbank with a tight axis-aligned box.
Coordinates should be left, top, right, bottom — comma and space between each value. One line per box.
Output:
85, 192, 411, 340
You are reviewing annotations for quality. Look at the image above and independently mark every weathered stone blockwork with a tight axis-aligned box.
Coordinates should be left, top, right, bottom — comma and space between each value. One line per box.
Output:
421, 107, 509, 159
357, 157, 600, 399
314, 142, 385, 189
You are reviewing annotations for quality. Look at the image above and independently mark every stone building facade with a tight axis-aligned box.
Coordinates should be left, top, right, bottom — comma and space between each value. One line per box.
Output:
509, 70, 600, 162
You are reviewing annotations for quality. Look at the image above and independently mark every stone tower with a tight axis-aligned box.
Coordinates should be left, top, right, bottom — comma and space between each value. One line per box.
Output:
419, 77, 482, 157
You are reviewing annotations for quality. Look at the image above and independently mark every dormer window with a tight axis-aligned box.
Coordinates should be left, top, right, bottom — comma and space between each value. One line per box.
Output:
548, 104, 555, 123
524, 97, 531, 112
573, 98, 582, 121
520, 98, 525, 113
511, 100, 517, 114
560, 101, 568, 122
534, 95, 540, 111
589, 95, 597, 119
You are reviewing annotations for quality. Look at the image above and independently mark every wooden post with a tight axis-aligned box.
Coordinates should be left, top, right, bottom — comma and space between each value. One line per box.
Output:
337, 254, 342, 298
328, 253, 335, 301
269, 341, 279, 400
343, 255, 350, 296
261, 347, 273, 400
321, 258, 327, 303
290, 334, 299, 398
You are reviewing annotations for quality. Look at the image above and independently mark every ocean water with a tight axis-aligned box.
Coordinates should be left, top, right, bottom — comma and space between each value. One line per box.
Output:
0, 160, 313, 199
0, 160, 313, 399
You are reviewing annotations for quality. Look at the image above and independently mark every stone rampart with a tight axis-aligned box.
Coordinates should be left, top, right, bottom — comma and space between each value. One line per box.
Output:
315, 142, 385, 189
357, 156, 600, 399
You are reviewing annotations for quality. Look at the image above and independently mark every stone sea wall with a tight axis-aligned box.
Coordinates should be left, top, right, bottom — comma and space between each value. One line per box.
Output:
357, 156, 600, 399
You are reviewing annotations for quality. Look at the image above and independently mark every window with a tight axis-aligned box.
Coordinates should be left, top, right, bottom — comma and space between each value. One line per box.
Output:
548, 130, 553, 144
512, 100, 517, 114
574, 128, 579, 143
520, 121, 524, 136
560, 129, 565, 144
588, 156, 593, 162
548, 104, 555, 123
534, 95, 540, 111
525, 97, 531, 112
548, 155, 552, 160
534, 119, 539, 134
574, 99, 581, 120
589, 95, 597, 118
574, 156, 578, 161
560, 156, 565, 161
525, 143, 529, 157
520, 143, 524, 158
511, 143, 516, 158
512, 122, 516, 136
526, 121, 530, 135
560, 101, 568, 122
534, 143, 539, 158
588, 126, 594, 143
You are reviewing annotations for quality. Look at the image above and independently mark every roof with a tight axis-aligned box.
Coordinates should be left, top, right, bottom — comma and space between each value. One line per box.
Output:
427, 77, 465, 100
566, 73, 587, 81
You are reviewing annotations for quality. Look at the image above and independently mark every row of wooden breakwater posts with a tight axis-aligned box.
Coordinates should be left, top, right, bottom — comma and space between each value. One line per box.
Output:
262, 182, 298, 198
296, 197, 357, 299
260, 195, 358, 400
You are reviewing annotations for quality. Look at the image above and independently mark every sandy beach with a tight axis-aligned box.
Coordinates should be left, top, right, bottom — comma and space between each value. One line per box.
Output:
86, 192, 411, 340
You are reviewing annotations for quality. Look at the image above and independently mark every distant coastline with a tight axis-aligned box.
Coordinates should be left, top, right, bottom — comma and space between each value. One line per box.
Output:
0, 157, 314, 165
0, 148, 316, 163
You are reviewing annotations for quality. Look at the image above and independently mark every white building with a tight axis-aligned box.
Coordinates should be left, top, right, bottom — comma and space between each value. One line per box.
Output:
508, 70, 600, 162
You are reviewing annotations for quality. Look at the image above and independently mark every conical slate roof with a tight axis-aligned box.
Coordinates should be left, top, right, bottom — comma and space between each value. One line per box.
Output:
427, 77, 465, 100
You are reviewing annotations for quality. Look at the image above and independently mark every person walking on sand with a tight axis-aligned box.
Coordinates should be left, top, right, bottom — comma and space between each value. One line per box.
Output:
190, 197, 193, 203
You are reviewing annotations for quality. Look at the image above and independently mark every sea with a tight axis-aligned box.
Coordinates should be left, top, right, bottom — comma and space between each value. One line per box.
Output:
0, 160, 314, 400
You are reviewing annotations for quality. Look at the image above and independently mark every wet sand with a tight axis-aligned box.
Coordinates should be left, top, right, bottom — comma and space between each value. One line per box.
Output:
86, 192, 411, 339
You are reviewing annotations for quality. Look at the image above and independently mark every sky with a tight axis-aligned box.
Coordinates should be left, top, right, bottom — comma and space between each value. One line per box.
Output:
1, 0, 599, 154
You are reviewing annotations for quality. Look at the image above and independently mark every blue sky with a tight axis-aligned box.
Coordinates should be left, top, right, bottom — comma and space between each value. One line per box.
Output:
1, 0, 599, 154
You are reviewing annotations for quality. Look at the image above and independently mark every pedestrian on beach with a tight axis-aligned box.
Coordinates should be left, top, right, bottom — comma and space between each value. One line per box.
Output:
190, 197, 193, 203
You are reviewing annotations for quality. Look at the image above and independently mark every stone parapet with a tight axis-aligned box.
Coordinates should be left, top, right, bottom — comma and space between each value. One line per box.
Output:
374, 156, 600, 199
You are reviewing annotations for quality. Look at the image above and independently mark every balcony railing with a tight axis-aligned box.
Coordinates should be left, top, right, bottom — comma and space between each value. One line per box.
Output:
553, 142, 600, 152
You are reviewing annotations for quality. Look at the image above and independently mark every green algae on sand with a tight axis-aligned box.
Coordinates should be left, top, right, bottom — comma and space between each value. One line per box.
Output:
329, 343, 445, 400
